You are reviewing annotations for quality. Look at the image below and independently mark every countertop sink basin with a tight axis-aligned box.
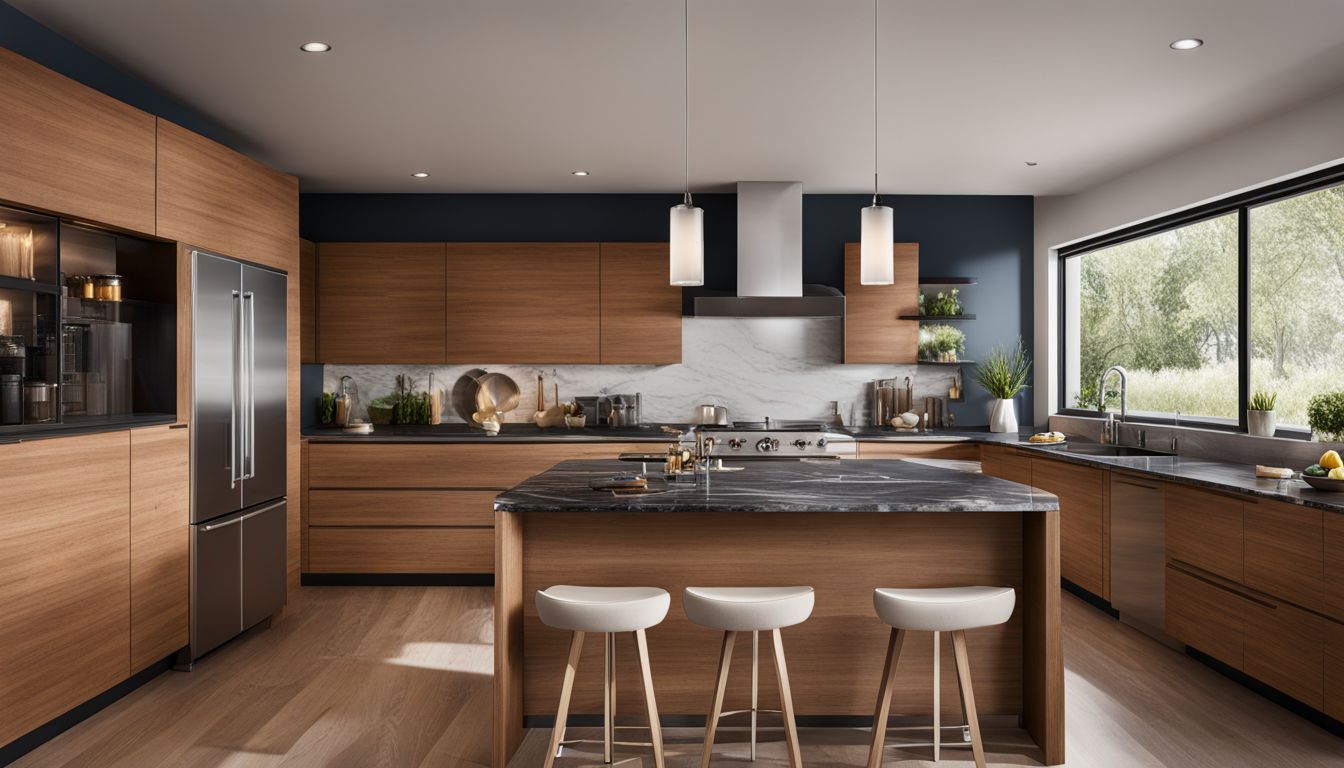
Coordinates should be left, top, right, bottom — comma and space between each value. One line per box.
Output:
1056, 443, 1175, 458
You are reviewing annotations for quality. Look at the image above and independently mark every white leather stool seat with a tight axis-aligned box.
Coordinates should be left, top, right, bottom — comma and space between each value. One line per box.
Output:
683, 586, 815, 631
873, 586, 1015, 632
536, 585, 670, 633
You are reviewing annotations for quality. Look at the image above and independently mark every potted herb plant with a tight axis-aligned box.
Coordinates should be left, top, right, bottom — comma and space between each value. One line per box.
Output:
973, 338, 1032, 433
1246, 390, 1277, 437
918, 324, 966, 362
1307, 392, 1344, 443
919, 288, 962, 317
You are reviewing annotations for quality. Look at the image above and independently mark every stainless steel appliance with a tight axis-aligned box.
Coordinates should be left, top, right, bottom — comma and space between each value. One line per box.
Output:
61, 318, 132, 417
186, 250, 287, 663
697, 422, 856, 460
1109, 474, 1179, 648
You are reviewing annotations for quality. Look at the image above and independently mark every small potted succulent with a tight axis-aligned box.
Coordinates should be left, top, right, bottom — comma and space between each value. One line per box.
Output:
973, 338, 1032, 433
1307, 392, 1344, 443
1246, 390, 1277, 438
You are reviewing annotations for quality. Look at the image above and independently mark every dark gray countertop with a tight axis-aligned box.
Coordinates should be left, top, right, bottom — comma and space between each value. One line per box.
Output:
302, 423, 677, 443
0, 412, 178, 444
493, 458, 1059, 513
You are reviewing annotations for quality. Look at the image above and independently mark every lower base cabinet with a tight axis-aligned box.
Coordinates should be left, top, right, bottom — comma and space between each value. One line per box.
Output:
1165, 565, 1247, 669
308, 527, 494, 573
1327, 620, 1344, 721
1032, 458, 1107, 598
1243, 598, 1327, 710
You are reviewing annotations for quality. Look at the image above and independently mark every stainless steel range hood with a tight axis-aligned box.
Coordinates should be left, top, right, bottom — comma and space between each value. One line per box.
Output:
693, 182, 845, 318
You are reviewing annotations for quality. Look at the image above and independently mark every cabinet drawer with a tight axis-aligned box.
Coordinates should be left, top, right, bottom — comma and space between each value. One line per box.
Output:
1032, 458, 1106, 597
980, 445, 1033, 486
308, 442, 650, 489
1326, 620, 1344, 722
309, 490, 495, 527
858, 442, 980, 460
1165, 484, 1243, 584
1328, 513, 1344, 623
308, 527, 493, 574
1243, 598, 1326, 710
1244, 499, 1324, 613
1165, 565, 1247, 670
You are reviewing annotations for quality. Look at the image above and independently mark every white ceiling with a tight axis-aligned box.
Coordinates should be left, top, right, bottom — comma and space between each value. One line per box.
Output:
13, 0, 1344, 195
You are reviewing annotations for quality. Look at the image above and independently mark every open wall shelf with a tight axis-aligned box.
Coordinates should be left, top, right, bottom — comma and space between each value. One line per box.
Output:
918, 276, 977, 285
901, 314, 977, 322
918, 359, 974, 366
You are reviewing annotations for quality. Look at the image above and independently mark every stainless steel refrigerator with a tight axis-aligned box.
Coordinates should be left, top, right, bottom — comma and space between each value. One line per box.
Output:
186, 249, 287, 663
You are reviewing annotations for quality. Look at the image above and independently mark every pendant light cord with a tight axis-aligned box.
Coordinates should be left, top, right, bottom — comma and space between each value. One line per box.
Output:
683, 0, 692, 207
872, 0, 879, 204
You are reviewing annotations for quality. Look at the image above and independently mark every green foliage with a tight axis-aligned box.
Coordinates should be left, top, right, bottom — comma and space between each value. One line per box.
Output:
393, 374, 432, 425
1307, 392, 1344, 441
319, 392, 335, 424
919, 288, 962, 317
974, 338, 1032, 399
1248, 390, 1277, 412
918, 324, 965, 360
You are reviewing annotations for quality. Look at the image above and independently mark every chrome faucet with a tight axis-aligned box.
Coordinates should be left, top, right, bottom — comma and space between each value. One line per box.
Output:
1098, 365, 1128, 444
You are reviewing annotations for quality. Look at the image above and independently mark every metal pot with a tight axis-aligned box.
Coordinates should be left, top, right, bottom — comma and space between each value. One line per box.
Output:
693, 404, 729, 425
23, 381, 57, 423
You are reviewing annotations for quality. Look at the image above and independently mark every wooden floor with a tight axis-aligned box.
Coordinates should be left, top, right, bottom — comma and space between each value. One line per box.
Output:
11, 588, 1341, 768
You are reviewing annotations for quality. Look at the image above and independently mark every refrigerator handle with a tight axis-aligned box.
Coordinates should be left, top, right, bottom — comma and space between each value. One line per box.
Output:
244, 291, 257, 481
230, 290, 241, 488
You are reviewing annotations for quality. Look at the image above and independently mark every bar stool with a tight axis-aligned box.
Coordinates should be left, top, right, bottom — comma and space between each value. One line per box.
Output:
683, 586, 815, 768
867, 586, 1016, 768
536, 585, 671, 768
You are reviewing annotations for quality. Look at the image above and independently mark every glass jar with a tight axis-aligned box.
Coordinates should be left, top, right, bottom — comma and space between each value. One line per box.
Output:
93, 274, 122, 302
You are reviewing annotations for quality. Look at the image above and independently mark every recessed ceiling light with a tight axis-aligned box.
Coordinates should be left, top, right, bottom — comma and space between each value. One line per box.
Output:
1169, 38, 1203, 51
411, 171, 430, 178
300, 42, 332, 53
1024, 161, 1038, 167
571, 170, 590, 177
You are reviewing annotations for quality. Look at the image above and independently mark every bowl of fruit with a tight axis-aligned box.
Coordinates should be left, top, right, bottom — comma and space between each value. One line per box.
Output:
1302, 450, 1344, 492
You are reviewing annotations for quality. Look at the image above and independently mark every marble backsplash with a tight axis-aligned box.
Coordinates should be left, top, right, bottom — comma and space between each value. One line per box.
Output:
322, 317, 964, 426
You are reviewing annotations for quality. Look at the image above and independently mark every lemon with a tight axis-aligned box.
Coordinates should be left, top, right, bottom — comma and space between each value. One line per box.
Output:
1321, 450, 1343, 470
1330, 467, 1344, 481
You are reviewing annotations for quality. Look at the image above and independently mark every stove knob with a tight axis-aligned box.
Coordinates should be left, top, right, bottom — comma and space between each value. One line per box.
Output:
728, 438, 744, 450
816, 438, 827, 448
792, 439, 810, 450
755, 438, 776, 452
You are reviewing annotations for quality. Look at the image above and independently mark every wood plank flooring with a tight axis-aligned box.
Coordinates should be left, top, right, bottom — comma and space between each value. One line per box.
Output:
11, 588, 1341, 768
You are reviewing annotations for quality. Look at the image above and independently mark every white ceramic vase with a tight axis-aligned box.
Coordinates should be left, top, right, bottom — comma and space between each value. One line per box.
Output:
1247, 410, 1276, 438
989, 398, 1018, 434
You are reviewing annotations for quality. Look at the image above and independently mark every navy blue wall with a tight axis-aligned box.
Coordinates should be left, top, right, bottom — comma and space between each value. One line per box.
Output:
0, 1, 244, 151
301, 193, 1036, 425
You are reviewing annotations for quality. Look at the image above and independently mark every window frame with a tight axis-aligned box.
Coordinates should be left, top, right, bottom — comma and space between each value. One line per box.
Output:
1056, 162, 1344, 436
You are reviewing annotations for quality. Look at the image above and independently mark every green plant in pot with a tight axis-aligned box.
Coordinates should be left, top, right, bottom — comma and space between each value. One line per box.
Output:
919, 288, 962, 317
973, 338, 1031, 433
1246, 390, 1277, 438
918, 324, 966, 362
1307, 392, 1344, 443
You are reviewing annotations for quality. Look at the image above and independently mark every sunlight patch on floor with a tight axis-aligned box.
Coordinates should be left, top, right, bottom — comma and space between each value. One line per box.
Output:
386, 641, 492, 674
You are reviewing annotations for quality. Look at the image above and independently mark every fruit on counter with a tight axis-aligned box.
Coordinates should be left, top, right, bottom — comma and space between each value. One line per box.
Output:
1304, 464, 1329, 477
1331, 467, 1344, 481
1320, 450, 1343, 470
1028, 431, 1067, 443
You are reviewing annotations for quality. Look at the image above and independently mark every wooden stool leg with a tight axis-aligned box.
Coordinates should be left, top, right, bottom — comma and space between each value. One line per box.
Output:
605, 632, 616, 764
751, 630, 759, 761
701, 631, 737, 768
933, 630, 940, 762
951, 631, 987, 768
866, 628, 905, 768
544, 631, 585, 768
771, 628, 804, 768
635, 629, 666, 768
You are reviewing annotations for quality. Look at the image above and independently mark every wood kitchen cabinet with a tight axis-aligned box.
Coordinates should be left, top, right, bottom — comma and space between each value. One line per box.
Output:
979, 445, 1034, 485
1243, 597, 1327, 710
1244, 499, 1325, 615
842, 242, 919, 363
1165, 564, 1248, 670
130, 425, 190, 673
156, 118, 299, 270
1165, 484, 1244, 583
445, 243, 601, 364
1326, 619, 1344, 721
858, 441, 981, 461
300, 239, 317, 363
1327, 512, 1344, 622
0, 48, 157, 234
599, 243, 681, 364
0, 432, 131, 747
317, 242, 447, 363
1031, 458, 1107, 598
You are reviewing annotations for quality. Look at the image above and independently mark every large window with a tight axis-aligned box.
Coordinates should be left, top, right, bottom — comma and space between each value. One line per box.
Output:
1059, 167, 1344, 434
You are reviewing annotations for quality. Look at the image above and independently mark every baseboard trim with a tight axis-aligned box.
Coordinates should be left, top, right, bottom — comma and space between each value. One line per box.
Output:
0, 651, 180, 767
301, 572, 494, 587
1061, 578, 1118, 617
1185, 647, 1344, 739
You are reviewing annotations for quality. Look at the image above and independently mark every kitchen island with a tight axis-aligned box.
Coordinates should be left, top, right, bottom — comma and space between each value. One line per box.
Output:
492, 458, 1064, 766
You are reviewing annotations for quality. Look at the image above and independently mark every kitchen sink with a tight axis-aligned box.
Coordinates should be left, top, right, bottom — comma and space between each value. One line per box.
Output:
1057, 443, 1176, 458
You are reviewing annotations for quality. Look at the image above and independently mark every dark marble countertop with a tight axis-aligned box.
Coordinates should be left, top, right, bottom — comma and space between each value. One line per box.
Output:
0, 412, 178, 445
493, 458, 1059, 513
302, 423, 677, 443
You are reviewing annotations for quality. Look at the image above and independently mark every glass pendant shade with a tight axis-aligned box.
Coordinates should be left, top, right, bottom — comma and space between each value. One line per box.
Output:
860, 203, 894, 285
669, 202, 704, 286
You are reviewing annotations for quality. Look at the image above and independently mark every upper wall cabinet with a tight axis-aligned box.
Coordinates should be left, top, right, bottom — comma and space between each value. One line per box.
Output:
843, 242, 919, 363
0, 48, 156, 234
446, 243, 601, 364
156, 119, 298, 272
318, 243, 447, 364
600, 243, 681, 364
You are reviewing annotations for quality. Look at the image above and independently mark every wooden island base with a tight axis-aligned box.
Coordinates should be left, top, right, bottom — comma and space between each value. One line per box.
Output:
493, 510, 1063, 766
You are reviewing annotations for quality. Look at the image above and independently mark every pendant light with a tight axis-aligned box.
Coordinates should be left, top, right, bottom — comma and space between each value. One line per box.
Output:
669, 0, 704, 286
860, 0, 894, 285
